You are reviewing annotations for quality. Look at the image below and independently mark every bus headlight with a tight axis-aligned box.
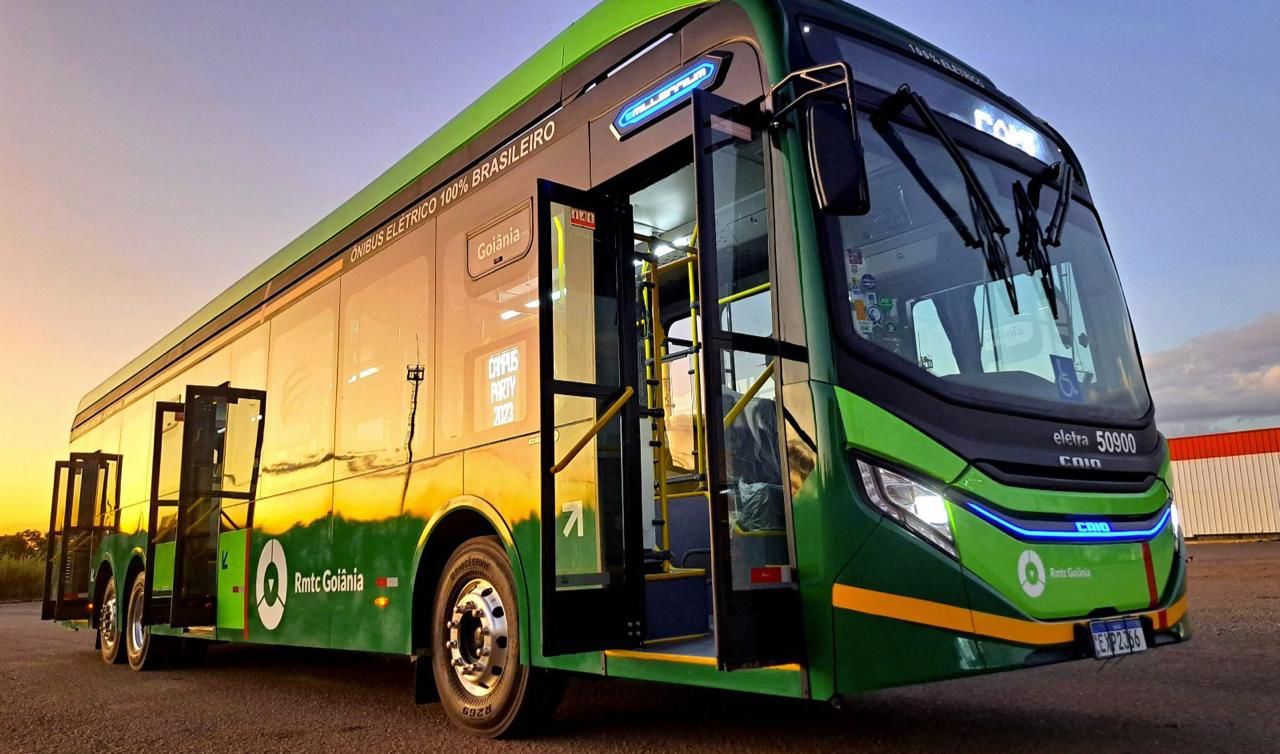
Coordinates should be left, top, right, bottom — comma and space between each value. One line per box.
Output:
856, 459, 956, 558
1169, 497, 1185, 552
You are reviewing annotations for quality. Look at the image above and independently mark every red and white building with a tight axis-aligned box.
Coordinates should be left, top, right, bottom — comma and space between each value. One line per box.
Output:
1169, 428, 1280, 538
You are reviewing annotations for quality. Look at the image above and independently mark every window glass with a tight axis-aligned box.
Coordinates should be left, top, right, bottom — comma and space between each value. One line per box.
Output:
336, 222, 434, 478
95, 413, 122, 456
155, 405, 183, 502
700, 108, 789, 593
663, 316, 700, 473
156, 349, 231, 404
230, 325, 268, 391
118, 395, 155, 506
68, 423, 102, 456
804, 26, 1064, 165
437, 206, 539, 453
829, 112, 1149, 419
707, 126, 772, 340
260, 281, 339, 497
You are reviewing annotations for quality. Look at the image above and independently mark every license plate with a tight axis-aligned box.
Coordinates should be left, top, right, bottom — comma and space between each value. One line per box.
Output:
1089, 617, 1148, 659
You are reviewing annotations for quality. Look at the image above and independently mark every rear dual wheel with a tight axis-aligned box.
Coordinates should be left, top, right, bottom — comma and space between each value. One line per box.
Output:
430, 536, 563, 737
125, 571, 174, 671
98, 575, 125, 664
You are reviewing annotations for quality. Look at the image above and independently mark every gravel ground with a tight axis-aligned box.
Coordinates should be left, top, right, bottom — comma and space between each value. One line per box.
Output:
1, 541, 1276, 753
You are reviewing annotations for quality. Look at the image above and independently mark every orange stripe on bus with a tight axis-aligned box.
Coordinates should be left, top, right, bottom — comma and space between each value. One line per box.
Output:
832, 584, 1188, 647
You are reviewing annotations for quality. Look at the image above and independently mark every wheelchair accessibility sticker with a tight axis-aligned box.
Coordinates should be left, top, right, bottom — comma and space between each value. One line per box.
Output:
1050, 354, 1083, 403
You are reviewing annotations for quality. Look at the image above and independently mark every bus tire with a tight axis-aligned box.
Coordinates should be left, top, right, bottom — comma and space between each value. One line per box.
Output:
98, 574, 125, 664
124, 571, 169, 671
430, 536, 563, 738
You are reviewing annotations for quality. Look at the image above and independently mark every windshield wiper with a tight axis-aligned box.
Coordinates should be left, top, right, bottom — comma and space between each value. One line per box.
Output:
1012, 180, 1059, 319
1015, 161, 1076, 320
1031, 161, 1074, 247
874, 85, 1019, 314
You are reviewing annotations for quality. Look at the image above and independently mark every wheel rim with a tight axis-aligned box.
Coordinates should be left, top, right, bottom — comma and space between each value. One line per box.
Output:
444, 578, 509, 697
101, 583, 118, 649
128, 585, 145, 654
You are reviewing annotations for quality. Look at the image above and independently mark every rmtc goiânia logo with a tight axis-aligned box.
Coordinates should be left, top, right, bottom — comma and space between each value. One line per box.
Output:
255, 539, 288, 630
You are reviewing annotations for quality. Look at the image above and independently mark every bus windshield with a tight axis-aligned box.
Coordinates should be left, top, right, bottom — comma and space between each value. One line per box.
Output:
827, 110, 1151, 423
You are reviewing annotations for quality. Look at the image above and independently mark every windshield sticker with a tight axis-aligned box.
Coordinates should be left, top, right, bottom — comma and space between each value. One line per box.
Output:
1050, 354, 1083, 402
860, 273, 877, 291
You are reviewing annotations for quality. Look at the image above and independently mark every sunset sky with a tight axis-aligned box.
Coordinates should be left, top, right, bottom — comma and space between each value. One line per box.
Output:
2, 0, 1277, 533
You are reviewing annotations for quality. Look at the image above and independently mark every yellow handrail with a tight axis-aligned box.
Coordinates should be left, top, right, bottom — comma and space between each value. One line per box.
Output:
719, 281, 771, 307
723, 360, 775, 430
550, 386, 636, 474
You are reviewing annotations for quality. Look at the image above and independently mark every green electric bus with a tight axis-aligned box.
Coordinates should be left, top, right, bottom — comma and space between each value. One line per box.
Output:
43, 0, 1188, 737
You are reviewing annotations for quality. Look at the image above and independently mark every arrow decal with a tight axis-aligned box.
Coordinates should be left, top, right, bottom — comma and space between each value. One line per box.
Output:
562, 501, 584, 538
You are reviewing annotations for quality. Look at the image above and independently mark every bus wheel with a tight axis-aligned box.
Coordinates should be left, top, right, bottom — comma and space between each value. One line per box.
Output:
98, 575, 125, 664
125, 571, 168, 671
430, 536, 563, 738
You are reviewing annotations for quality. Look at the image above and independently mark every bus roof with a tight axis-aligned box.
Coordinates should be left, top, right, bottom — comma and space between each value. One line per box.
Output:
77, 0, 715, 417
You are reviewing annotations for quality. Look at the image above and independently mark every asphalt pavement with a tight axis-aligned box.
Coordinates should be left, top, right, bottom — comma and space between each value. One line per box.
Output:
2, 541, 1276, 753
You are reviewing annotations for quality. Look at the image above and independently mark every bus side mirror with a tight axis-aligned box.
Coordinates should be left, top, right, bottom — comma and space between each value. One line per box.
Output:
804, 99, 870, 215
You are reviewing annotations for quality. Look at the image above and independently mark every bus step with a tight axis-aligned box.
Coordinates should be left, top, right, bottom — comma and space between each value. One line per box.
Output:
665, 473, 704, 485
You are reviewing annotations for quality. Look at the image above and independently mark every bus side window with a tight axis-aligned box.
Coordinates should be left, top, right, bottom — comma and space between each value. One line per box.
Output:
260, 281, 339, 499
434, 124, 590, 454
335, 220, 435, 480
434, 208, 539, 454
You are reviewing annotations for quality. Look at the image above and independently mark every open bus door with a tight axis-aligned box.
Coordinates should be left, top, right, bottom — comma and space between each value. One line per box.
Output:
42, 453, 121, 621
536, 179, 646, 655
692, 89, 804, 670
143, 387, 265, 628
142, 401, 184, 623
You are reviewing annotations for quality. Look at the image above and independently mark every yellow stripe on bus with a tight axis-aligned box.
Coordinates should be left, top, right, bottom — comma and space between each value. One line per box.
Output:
604, 649, 803, 672
832, 584, 1188, 647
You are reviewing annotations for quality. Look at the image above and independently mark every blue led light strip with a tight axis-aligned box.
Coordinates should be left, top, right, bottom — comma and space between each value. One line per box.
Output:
967, 502, 1171, 543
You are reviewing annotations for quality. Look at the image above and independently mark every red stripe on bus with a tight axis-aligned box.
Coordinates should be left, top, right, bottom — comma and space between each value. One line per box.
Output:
1141, 542, 1158, 608
243, 529, 252, 640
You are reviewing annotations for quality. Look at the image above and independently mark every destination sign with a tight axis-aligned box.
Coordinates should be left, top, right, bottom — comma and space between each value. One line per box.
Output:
610, 54, 728, 140
346, 118, 558, 270
467, 201, 532, 279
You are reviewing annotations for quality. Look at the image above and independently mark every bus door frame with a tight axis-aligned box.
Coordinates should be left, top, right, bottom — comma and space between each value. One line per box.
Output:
170, 385, 266, 628
42, 452, 121, 621
143, 386, 266, 627
535, 178, 647, 656
143, 401, 186, 624
692, 89, 805, 671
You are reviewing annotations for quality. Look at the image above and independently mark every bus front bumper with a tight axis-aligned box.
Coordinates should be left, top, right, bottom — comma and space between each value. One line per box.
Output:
826, 523, 1190, 695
